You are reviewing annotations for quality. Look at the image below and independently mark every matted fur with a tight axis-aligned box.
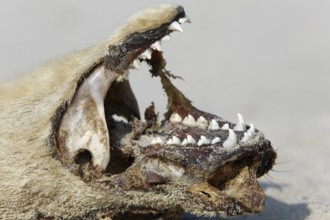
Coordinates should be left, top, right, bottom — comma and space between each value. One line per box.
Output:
0, 4, 194, 219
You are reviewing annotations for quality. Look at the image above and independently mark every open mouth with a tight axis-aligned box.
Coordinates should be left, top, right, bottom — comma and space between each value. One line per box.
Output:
52, 4, 276, 216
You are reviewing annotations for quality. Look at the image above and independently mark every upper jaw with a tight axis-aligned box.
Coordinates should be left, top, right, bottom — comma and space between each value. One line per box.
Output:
104, 13, 190, 73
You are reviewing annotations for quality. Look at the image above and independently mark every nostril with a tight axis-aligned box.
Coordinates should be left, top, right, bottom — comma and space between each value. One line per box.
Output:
200, 190, 211, 198
74, 150, 92, 165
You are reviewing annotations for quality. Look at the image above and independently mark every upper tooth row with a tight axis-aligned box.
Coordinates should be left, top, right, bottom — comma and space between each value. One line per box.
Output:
131, 19, 185, 70
170, 112, 252, 132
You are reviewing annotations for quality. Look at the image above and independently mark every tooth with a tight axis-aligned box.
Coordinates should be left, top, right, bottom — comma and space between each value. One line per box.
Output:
223, 129, 238, 148
221, 123, 229, 130
170, 113, 182, 123
197, 135, 211, 146
186, 135, 196, 144
242, 132, 251, 143
182, 135, 196, 145
168, 21, 183, 33
247, 123, 256, 137
161, 35, 171, 42
131, 58, 140, 70
166, 136, 181, 145
208, 119, 220, 130
151, 137, 164, 145
151, 41, 162, 51
211, 137, 221, 144
196, 116, 208, 129
182, 114, 196, 126
139, 49, 152, 59
179, 16, 191, 24
234, 113, 246, 131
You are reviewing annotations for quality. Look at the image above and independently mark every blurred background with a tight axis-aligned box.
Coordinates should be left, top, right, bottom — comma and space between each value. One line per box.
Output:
0, 1, 329, 219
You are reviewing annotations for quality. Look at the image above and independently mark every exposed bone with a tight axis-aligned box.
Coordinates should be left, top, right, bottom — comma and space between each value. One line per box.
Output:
169, 21, 183, 33
166, 136, 181, 145
182, 114, 196, 126
223, 129, 238, 148
168, 165, 185, 177
161, 35, 171, 42
151, 41, 162, 51
112, 114, 128, 123
197, 135, 211, 146
211, 137, 221, 144
151, 137, 164, 145
234, 113, 246, 131
196, 116, 208, 129
139, 48, 152, 59
170, 113, 182, 123
221, 123, 230, 130
208, 119, 220, 130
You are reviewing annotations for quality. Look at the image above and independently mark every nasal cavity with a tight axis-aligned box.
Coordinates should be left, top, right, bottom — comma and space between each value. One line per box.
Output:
74, 150, 93, 165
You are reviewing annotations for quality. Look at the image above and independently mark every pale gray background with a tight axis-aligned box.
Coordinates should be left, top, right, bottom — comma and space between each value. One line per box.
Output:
1, 1, 329, 219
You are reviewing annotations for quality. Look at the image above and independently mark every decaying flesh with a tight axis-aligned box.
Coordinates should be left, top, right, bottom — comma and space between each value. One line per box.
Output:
0, 4, 276, 219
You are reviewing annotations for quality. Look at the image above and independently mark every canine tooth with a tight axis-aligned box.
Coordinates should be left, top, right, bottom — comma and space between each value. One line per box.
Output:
131, 59, 140, 70
211, 137, 221, 144
151, 137, 164, 145
166, 136, 181, 145
208, 119, 220, 130
139, 49, 152, 59
197, 135, 211, 146
223, 129, 238, 148
182, 114, 196, 126
247, 123, 256, 137
161, 35, 171, 42
170, 113, 182, 123
112, 114, 128, 123
169, 21, 183, 33
151, 41, 162, 51
196, 116, 208, 129
221, 123, 229, 130
234, 113, 246, 131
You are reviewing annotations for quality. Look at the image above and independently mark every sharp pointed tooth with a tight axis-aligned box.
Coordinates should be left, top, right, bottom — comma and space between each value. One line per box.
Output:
130, 58, 140, 70
223, 129, 238, 148
247, 123, 256, 137
166, 136, 181, 145
139, 49, 152, 59
170, 113, 182, 123
221, 123, 229, 130
197, 135, 211, 146
181, 138, 188, 146
186, 135, 196, 144
196, 116, 208, 129
211, 137, 221, 144
151, 137, 164, 145
182, 114, 196, 126
169, 21, 183, 33
242, 132, 251, 143
178, 16, 191, 24
208, 119, 220, 130
161, 35, 171, 42
234, 113, 246, 131
151, 41, 162, 51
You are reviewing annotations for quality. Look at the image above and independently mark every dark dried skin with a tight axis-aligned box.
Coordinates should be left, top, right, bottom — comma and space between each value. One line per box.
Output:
53, 6, 276, 219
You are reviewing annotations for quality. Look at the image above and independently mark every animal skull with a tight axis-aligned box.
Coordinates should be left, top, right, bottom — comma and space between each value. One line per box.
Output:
0, 4, 276, 219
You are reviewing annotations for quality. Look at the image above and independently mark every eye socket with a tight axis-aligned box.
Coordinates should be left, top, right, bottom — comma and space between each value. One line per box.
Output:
74, 149, 92, 165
